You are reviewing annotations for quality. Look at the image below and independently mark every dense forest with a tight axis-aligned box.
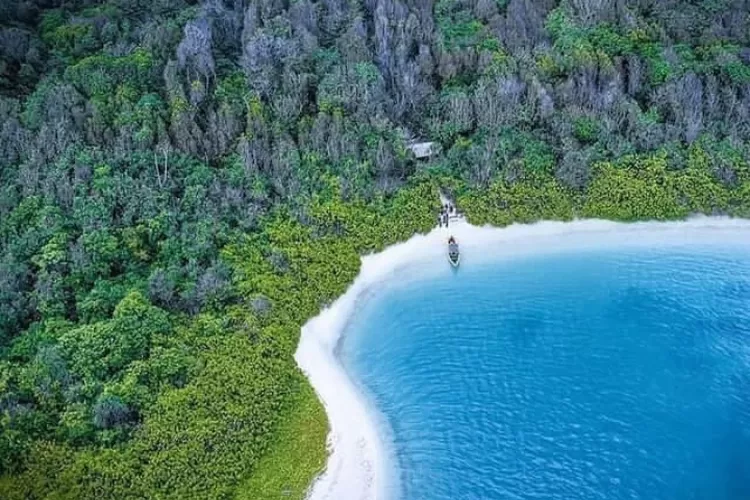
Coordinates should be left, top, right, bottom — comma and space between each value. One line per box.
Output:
2, 0, 750, 498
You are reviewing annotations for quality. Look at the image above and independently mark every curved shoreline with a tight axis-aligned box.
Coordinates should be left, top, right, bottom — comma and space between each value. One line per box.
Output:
293, 217, 750, 500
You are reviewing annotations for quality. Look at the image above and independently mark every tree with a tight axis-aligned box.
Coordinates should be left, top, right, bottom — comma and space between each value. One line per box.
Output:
93, 394, 133, 429
60, 291, 171, 380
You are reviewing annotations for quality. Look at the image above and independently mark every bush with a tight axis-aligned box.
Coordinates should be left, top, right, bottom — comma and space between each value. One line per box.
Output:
93, 395, 132, 429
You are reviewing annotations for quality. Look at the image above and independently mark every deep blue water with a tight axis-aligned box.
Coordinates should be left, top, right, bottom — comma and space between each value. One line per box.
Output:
340, 245, 750, 500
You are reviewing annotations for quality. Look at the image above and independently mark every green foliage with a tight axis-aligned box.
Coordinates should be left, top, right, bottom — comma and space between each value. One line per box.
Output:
521, 137, 555, 173
573, 116, 600, 144
582, 155, 684, 220
45, 22, 99, 63
39, 10, 68, 43
544, 9, 681, 85
65, 48, 155, 98
7, 320, 71, 363
545, 8, 602, 70
481, 48, 514, 77
582, 152, 731, 220
460, 148, 749, 226
458, 172, 575, 226
115, 92, 168, 144
436, 0, 496, 50
235, 381, 327, 500
589, 24, 634, 56
132, 333, 293, 498
31, 233, 68, 272
60, 291, 170, 380
639, 42, 672, 84
705, 44, 750, 85
214, 71, 250, 108
20, 80, 59, 130
543, 11, 744, 88
0, 178, 438, 499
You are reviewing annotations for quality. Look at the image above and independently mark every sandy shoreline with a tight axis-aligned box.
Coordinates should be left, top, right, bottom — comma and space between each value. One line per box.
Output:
293, 217, 750, 500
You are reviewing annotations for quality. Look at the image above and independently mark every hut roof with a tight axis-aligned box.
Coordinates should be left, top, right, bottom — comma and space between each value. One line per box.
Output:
407, 141, 437, 159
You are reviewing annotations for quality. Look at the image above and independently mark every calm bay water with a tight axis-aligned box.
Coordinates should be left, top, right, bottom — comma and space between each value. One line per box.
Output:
340, 245, 750, 500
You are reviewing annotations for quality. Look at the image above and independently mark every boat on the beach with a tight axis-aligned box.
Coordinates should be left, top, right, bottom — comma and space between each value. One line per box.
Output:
448, 236, 460, 267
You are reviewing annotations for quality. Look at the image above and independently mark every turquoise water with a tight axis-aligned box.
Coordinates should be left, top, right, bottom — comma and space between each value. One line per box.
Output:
341, 245, 750, 500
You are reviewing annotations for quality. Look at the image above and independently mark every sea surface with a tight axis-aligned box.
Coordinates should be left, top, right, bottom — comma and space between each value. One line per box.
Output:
340, 244, 750, 500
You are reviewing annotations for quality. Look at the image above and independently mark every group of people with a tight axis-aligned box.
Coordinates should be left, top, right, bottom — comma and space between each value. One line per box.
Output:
438, 203, 456, 227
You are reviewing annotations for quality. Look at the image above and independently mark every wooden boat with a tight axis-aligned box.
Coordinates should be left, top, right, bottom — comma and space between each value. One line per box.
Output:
448, 236, 460, 268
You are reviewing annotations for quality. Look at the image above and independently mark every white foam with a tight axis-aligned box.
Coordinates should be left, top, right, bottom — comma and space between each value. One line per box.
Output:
294, 216, 750, 500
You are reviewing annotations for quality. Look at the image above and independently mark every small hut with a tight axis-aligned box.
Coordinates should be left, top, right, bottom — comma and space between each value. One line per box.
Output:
406, 141, 437, 159
402, 128, 439, 159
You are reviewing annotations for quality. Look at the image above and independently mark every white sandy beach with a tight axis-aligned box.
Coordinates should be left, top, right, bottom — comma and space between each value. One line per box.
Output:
293, 217, 750, 500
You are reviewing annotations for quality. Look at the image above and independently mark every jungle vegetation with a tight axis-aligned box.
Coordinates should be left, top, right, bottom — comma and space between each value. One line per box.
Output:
2, 0, 750, 498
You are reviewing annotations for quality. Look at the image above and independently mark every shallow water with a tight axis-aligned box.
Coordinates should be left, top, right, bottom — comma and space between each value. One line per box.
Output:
340, 244, 750, 500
